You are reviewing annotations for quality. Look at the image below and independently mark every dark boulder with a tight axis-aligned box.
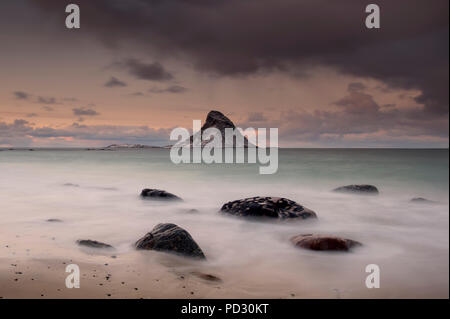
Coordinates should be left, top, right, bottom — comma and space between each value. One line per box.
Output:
140, 189, 182, 201
76, 239, 114, 249
46, 218, 63, 222
333, 184, 379, 195
135, 223, 205, 259
291, 234, 361, 252
220, 197, 317, 219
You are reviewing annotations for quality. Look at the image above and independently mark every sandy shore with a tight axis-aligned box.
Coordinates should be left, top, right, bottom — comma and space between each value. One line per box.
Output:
2, 235, 448, 299
0, 256, 225, 299
1, 221, 447, 299
0, 230, 307, 299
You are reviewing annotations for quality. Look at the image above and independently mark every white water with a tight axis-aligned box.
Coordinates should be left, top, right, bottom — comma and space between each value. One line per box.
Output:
0, 149, 448, 298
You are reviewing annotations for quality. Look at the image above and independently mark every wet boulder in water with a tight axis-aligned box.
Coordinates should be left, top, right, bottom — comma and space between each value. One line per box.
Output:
76, 239, 114, 249
291, 234, 361, 252
46, 218, 63, 222
140, 188, 182, 201
410, 197, 435, 204
135, 223, 205, 259
63, 183, 80, 187
220, 197, 317, 219
333, 184, 379, 195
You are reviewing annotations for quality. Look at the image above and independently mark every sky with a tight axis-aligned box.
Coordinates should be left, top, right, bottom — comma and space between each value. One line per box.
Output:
0, 0, 448, 148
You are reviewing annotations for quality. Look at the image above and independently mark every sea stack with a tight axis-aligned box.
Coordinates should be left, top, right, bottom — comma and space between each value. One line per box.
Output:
188, 110, 252, 147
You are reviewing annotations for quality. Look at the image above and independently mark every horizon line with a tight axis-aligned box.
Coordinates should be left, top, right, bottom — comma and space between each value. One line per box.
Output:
1, 147, 449, 150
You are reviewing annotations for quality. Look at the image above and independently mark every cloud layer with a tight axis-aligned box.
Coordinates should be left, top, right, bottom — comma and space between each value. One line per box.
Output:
31, 0, 449, 117
0, 119, 171, 147
113, 59, 174, 82
1, 1, 447, 147
72, 108, 99, 116
104, 76, 127, 88
241, 83, 448, 147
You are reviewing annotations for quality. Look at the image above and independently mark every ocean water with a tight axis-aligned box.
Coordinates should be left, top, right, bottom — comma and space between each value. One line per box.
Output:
0, 148, 448, 298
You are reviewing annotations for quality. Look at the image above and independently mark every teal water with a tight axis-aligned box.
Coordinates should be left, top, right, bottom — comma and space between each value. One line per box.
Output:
0, 149, 448, 297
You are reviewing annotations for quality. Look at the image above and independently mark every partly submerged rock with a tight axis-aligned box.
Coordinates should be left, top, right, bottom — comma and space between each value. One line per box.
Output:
191, 271, 222, 282
333, 184, 379, 195
140, 189, 182, 201
220, 197, 317, 219
410, 197, 436, 204
63, 183, 80, 187
46, 218, 63, 222
291, 234, 361, 252
76, 239, 114, 249
135, 223, 205, 259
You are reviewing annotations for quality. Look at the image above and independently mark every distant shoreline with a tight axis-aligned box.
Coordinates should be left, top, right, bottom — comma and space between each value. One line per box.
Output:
1, 147, 449, 151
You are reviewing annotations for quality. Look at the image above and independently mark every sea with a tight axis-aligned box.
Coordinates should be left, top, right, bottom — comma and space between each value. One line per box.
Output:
0, 148, 448, 298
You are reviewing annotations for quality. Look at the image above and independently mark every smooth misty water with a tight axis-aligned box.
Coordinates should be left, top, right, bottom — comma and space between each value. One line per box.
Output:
0, 149, 448, 298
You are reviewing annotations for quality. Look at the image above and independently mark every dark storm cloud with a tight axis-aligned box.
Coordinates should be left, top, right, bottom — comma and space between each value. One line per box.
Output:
13, 91, 30, 100
114, 59, 174, 81
148, 85, 187, 94
104, 76, 127, 88
30, 0, 449, 116
72, 108, 99, 116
